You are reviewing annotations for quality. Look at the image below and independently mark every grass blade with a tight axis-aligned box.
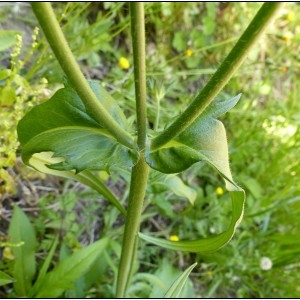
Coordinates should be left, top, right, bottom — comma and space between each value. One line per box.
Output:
0, 271, 15, 287
164, 262, 197, 298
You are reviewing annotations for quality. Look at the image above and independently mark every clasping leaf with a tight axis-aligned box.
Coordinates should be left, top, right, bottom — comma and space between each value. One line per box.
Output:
17, 80, 135, 214
146, 94, 241, 186
141, 94, 245, 252
17, 80, 138, 174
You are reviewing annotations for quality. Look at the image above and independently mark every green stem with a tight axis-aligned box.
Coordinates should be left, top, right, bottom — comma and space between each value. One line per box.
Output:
130, 2, 147, 150
116, 156, 149, 297
116, 3, 149, 297
31, 2, 134, 149
151, 2, 284, 150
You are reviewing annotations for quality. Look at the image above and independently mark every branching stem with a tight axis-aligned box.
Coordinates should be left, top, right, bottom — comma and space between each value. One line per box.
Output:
151, 2, 284, 150
116, 3, 149, 297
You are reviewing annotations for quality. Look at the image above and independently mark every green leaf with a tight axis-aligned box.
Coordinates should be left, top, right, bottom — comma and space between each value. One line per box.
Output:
240, 176, 262, 199
29, 237, 59, 297
17, 80, 134, 215
133, 273, 166, 295
8, 205, 36, 297
26, 152, 126, 216
21, 127, 135, 172
172, 31, 186, 52
164, 262, 197, 298
139, 190, 244, 253
150, 171, 196, 205
17, 80, 138, 174
143, 258, 195, 298
0, 271, 15, 287
146, 95, 241, 182
0, 30, 22, 51
143, 95, 245, 252
34, 238, 109, 298
164, 175, 196, 205
0, 69, 11, 81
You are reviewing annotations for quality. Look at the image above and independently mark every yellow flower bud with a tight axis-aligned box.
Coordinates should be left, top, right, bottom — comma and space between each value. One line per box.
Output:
184, 48, 193, 57
281, 32, 293, 42
3, 247, 15, 260
286, 11, 295, 22
118, 57, 130, 70
215, 187, 224, 196
169, 235, 179, 242
279, 66, 288, 72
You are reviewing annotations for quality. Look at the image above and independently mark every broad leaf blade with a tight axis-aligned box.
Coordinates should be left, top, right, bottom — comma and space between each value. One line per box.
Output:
164, 175, 196, 205
164, 262, 197, 298
149, 171, 196, 205
139, 189, 244, 252
18, 80, 128, 145
34, 238, 109, 298
21, 127, 136, 172
88, 81, 128, 127
146, 94, 241, 182
17, 80, 138, 173
8, 206, 36, 297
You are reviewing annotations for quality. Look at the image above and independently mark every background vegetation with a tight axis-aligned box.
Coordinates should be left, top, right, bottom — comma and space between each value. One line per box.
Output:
1, 2, 300, 298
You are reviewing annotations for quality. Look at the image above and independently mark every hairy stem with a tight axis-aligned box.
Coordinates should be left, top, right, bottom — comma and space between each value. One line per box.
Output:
151, 2, 284, 150
116, 156, 149, 297
31, 2, 134, 149
130, 2, 147, 150
116, 3, 149, 297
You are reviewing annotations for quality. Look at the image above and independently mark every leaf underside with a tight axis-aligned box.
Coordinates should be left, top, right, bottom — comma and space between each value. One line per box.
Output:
17, 80, 138, 174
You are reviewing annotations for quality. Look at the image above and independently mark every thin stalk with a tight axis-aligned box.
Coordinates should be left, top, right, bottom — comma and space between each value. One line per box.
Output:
116, 3, 149, 297
130, 2, 147, 150
31, 2, 134, 149
151, 2, 284, 150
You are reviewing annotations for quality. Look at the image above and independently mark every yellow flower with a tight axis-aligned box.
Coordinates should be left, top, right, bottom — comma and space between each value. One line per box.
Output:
286, 11, 295, 22
3, 247, 15, 260
280, 32, 293, 43
184, 48, 193, 57
169, 235, 179, 242
215, 187, 224, 196
118, 57, 130, 70
205, 271, 212, 278
279, 66, 288, 72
